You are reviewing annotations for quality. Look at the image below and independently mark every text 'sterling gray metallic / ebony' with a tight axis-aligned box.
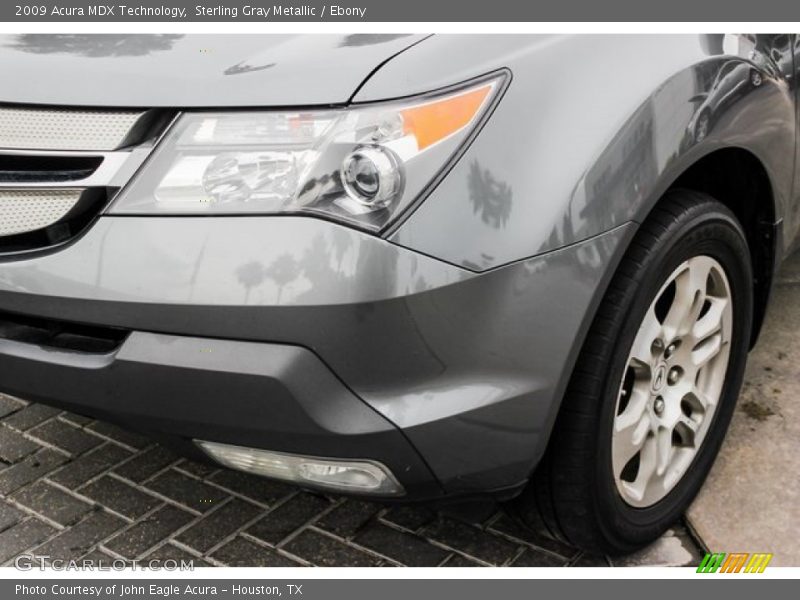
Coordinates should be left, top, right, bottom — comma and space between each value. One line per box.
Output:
0, 34, 797, 553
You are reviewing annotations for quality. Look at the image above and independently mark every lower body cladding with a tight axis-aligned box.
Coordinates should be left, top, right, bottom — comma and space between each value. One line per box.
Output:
0, 216, 633, 500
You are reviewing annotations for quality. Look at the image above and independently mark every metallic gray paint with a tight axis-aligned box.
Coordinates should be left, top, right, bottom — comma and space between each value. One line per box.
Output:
376, 35, 795, 269
0, 216, 470, 303
0, 34, 427, 107
0, 34, 797, 496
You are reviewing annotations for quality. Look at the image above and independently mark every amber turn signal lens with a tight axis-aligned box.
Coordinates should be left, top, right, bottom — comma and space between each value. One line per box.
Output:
401, 84, 493, 151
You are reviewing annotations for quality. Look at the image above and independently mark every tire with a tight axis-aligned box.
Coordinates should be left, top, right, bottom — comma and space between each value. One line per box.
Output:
510, 189, 754, 555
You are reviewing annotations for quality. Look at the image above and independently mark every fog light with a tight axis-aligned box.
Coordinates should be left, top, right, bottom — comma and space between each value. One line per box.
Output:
195, 440, 404, 496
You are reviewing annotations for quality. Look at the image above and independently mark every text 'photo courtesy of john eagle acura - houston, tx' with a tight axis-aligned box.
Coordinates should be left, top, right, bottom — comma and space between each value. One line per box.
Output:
0, 33, 796, 555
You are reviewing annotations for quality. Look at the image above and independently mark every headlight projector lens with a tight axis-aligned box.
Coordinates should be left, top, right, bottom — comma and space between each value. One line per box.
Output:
341, 146, 402, 207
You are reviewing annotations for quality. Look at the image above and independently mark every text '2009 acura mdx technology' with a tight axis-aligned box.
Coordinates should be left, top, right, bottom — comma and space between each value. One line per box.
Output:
0, 33, 796, 554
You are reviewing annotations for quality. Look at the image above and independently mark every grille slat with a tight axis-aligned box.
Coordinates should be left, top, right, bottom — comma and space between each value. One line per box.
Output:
0, 154, 103, 183
0, 107, 144, 151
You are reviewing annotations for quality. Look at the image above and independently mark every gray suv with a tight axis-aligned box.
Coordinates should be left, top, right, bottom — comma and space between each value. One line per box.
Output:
0, 33, 796, 554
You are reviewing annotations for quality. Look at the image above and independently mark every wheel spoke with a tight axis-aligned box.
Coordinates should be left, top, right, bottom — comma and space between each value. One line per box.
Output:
655, 426, 673, 475
688, 385, 715, 410
692, 296, 728, 343
612, 411, 651, 479
676, 414, 701, 447
622, 435, 658, 503
661, 258, 711, 338
615, 386, 649, 430
692, 331, 724, 369
629, 306, 662, 367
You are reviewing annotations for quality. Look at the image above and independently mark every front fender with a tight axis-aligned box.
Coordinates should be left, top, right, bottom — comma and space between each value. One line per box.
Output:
375, 34, 794, 271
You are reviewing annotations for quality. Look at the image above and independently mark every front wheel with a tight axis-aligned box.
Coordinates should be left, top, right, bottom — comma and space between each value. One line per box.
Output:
510, 190, 753, 554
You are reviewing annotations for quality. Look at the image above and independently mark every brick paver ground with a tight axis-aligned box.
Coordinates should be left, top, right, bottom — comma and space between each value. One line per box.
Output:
0, 395, 703, 568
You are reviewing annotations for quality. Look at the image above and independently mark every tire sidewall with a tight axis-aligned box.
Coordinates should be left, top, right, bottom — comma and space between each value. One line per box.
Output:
593, 199, 753, 549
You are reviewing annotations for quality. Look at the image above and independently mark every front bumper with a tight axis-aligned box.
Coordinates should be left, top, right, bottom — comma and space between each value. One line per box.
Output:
0, 215, 634, 499
0, 329, 440, 498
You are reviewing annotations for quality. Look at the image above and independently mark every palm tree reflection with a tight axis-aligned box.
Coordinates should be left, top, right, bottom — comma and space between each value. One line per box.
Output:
467, 160, 512, 229
235, 261, 266, 305
264, 253, 300, 304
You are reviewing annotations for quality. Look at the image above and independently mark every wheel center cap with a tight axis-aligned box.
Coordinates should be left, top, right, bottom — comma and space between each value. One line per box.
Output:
652, 364, 668, 392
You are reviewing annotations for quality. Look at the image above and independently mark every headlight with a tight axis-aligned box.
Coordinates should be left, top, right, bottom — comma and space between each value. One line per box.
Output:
109, 73, 506, 232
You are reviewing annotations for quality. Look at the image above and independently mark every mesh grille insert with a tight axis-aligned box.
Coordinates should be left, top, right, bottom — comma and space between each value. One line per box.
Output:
0, 107, 143, 151
0, 189, 82, 236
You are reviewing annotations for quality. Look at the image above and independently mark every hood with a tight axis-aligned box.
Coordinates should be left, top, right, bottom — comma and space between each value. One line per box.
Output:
0, 34, 429, 108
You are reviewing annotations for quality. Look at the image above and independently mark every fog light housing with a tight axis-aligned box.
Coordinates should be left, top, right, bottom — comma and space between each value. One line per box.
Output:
195, 440, 404, 496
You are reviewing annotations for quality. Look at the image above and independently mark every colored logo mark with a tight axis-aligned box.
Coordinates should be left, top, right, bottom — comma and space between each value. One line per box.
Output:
697, 552, 773, 573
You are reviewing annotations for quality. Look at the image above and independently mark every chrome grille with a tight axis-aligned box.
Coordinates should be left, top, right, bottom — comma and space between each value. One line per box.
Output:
0, 105, 169, 248
0, 107, 144, 151
0, 189, 82, 236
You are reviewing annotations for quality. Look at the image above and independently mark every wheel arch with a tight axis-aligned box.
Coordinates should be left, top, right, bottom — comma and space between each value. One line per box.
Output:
640, 147, 779, 347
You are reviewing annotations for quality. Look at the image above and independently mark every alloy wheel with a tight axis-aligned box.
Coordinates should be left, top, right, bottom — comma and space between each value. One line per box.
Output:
612, 255, 733, 508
